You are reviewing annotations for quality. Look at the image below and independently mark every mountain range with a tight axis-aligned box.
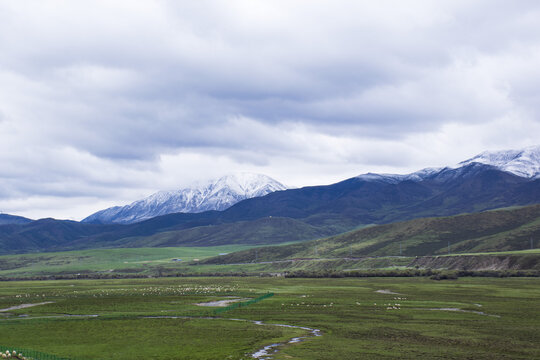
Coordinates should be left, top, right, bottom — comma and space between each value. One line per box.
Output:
82, 173, 287, 224
357, 145, 540, 184
1, 146, 539, 254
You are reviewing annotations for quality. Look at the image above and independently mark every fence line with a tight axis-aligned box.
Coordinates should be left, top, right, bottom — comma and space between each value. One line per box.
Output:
0, 345, 74, 360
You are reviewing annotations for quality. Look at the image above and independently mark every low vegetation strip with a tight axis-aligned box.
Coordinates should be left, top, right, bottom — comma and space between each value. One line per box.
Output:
0, 346, 74, 360
213, 293, 274, 315
284, 268, 540, 278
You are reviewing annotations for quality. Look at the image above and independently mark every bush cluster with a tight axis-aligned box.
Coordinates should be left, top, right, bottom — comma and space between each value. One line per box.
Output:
283, 269, 540, 279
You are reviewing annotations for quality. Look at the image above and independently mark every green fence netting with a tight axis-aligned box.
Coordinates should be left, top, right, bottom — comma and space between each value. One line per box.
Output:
213, 292, 274, 315
0, 346, 74, 360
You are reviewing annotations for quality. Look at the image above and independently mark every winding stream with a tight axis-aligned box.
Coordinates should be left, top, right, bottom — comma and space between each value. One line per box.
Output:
247, 321, 322, 359
144, 315, 322, 359
0, 312, 321, 358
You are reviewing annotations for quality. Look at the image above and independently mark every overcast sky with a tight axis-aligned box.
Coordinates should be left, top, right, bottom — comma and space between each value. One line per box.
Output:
1, 1, 540, 220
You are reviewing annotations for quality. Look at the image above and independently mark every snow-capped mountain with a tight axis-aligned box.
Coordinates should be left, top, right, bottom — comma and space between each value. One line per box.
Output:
458, 145, 540, 179
83, 173, 287, 224
357, 145, 540, 183
84, 146, 539, 225
356, 167, 442, 184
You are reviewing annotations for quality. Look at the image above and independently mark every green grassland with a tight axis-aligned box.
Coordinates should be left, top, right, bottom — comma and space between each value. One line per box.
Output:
0, 246, 261, 278
2, 247, 540, 280
0, 277, 539, 359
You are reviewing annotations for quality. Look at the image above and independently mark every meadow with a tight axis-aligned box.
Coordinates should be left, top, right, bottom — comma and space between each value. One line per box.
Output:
0, 277, 539, 359
0, 246, 261, 278
2, 246, 539, 280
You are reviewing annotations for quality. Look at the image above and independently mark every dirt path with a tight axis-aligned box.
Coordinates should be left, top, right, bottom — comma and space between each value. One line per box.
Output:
0, 302, 54, 312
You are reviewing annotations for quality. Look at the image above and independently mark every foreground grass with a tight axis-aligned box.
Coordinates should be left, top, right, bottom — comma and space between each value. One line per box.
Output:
0, 277, 539, 359
0, 318, 295, 359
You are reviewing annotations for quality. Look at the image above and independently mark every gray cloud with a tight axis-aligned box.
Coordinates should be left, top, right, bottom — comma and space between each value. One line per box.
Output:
1, 1, 540, 219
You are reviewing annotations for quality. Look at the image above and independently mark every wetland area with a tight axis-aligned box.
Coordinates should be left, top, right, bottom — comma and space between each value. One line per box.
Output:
0, 277, 539, 359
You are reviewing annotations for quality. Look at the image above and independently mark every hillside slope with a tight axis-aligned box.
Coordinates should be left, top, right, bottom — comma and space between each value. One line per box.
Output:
0, 219, 122, 254
0, 214, 33, 225
203, 205, 540, 264
219, 164, 540, 227
105, 217, 333, 248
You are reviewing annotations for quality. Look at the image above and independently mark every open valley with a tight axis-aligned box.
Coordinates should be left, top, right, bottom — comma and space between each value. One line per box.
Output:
2, 3, 540, 357
1, 277, 539, 359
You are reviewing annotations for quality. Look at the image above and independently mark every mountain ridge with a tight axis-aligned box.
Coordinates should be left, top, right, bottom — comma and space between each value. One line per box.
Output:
355, 145, 540, 184
459, 145, 540, 179
0, 214, 33, 226
2, 163, 539, 254
2, 147, 540, 254
83, 173, 287, 224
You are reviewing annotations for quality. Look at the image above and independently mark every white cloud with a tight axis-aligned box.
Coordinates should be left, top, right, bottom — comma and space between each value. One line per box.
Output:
0, 1, 540, 219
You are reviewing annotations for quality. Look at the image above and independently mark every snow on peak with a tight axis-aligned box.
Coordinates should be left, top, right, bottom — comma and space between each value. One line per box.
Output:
356, 167, 442, 184
356, 145, 540, 184
459, 145, 540, 179
212, 173, 284, 197
83, 173, 287, 224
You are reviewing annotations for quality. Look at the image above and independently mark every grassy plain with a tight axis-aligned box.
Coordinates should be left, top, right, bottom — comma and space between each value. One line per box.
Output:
0, 246, 260, 278
0, 277, 539, 359
2, 246, 540, 279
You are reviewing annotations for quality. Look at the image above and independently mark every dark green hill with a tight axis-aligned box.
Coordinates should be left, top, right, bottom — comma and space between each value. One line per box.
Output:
101, 217, 334, 248
203, 204, 540, 264
0, 219, 122, 253
219, 164, 540, 226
